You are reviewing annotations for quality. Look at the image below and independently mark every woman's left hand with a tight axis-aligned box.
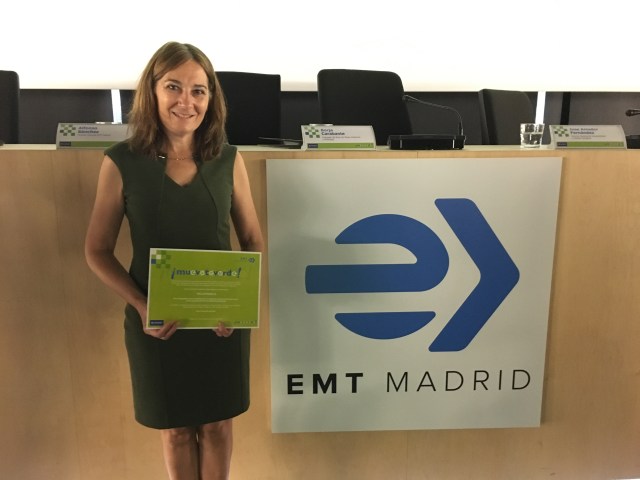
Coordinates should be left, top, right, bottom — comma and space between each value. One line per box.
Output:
214, 322, 234, 337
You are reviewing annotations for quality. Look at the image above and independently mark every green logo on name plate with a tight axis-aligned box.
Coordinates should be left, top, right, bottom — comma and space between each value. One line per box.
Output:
58, 124, 77, 136
303, 126, 322, 138
551, 126, 569, 138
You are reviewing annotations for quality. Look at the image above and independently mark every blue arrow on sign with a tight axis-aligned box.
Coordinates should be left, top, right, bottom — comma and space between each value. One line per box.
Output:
304, 200, 519, 350
305, 214, 448, 339
430, 199, 519, 351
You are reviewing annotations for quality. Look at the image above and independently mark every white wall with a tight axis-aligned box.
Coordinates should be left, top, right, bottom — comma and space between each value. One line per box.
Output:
2, 0, 637, 91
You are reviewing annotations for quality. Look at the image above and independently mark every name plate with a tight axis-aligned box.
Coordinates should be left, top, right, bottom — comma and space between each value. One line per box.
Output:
549, 125, 627, 149
301, 125, 376, 150
56, 123, 129, 149
147, 248, 261, 329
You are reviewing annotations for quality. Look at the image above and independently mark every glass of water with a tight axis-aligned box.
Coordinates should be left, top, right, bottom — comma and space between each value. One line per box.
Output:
520, 123, 545, 148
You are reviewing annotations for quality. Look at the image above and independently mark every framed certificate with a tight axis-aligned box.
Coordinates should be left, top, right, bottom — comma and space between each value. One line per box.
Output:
147, 248, 261, 329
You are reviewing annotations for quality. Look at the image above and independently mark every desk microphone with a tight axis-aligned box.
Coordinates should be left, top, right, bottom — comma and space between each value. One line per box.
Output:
387, 95, 465, 150
403, 94, 465, 136
625, 109, 640, 117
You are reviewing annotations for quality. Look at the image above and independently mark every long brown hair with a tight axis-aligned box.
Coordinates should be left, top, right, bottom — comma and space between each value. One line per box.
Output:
127, 41, 227, 161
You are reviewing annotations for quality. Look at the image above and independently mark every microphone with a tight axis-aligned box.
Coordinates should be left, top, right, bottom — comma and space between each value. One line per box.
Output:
387, 94, 465, 150
626, 109, 640, 117
403, 94, 465, 136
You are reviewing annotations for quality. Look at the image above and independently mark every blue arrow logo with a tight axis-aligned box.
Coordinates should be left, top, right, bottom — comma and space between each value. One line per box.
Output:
431, 199, 519, 351
306, 214, 448, 339
305, 199, 519, 351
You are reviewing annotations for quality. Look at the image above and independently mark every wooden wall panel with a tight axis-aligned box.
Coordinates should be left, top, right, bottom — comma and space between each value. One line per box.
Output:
0, 146, 638, 480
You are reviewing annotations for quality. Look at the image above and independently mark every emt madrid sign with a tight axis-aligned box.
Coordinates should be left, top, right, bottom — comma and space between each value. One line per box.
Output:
267, 157, 561, 432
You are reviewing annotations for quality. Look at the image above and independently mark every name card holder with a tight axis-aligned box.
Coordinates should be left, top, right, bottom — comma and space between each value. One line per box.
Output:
56, 123, 130, 149
549, 125, 627, 149
301, 125, 376, 150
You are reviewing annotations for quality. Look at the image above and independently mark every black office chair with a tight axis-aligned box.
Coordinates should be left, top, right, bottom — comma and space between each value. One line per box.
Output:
0, 70, 20, 144
216, 71, 281, 145
478, 89, 535, 145
317, 69, 412, 145
19, 89, 114, 144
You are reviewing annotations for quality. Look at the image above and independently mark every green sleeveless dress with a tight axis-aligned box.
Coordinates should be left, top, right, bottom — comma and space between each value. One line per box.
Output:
106, 141, 250, 429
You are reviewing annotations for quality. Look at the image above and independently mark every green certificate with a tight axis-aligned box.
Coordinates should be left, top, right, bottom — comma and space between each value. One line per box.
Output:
147, 248, 261, 329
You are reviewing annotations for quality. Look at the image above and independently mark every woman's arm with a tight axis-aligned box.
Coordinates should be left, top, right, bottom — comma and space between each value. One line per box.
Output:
230, 152, 264, 254
214, 152, 264, 338
85, 156, 177, 339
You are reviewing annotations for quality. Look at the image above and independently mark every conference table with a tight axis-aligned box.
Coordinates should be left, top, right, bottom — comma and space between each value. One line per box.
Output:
0, 144, 638, 480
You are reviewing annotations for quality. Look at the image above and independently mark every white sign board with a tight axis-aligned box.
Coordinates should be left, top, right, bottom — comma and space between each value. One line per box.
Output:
267, 157, 562, 433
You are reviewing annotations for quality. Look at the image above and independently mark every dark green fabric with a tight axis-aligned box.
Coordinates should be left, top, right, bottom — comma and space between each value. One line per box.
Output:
106, 141, 250, 429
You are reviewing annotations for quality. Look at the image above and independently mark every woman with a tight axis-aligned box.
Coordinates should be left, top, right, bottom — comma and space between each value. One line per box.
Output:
85, 42, 263, 480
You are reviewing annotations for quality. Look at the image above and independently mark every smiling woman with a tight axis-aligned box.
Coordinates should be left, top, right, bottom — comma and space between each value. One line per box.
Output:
155, 61, 210, 141
127, 43, 227, 163
84, 41, 264, 480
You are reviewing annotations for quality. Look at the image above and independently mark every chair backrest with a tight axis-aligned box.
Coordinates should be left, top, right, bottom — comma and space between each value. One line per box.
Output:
0, 71, 20, 143
19, 89, 114, 144
216, 71, 281, 145
478, 89, 535, 145
317, 69, 412, 145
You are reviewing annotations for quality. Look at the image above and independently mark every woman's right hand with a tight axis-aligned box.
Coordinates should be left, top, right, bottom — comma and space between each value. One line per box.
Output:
145, 321, 179, 340
137, 303, 178, 340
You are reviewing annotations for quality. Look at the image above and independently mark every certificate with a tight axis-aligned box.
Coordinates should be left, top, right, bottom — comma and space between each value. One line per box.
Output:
147, 248, 261, 329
